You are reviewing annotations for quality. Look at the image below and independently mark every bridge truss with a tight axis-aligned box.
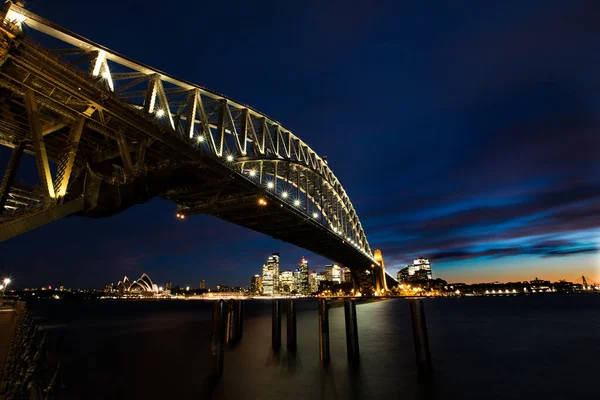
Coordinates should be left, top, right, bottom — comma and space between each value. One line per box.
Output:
0, 3, 396, 292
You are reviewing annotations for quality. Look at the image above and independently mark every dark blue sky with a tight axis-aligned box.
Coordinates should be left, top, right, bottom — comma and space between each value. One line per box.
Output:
1, 0, 599, 288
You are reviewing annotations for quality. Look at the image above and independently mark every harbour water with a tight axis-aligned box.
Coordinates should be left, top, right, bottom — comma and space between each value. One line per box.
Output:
29, 295, 600, 399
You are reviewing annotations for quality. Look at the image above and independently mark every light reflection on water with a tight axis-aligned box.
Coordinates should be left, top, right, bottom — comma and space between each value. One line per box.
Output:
29, 295, 600, 399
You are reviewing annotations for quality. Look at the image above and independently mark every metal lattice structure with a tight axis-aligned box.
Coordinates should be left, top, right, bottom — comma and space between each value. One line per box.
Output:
0, 3, 396, 292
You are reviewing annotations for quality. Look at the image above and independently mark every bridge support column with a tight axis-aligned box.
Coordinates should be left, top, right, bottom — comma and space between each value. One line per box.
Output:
409, 299, 432, 378
287, 299, 297, 351
24, 88, 55, 200
0, 142, 24, 212
272, 300, 281, 350
235, 300, 243, 342
227, 299, 237, 345
318, 299, 330, 365
211, 300, 228, 378
344, 298, 360, 362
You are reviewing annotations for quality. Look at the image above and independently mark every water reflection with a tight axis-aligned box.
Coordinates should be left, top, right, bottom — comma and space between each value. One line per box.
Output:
28, 296, 600, 400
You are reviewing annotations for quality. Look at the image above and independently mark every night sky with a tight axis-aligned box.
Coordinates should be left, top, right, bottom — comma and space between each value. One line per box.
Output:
1, 0, 599, 289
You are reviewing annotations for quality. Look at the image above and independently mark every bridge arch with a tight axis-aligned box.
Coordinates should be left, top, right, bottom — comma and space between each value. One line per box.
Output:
0, 4, 397, 291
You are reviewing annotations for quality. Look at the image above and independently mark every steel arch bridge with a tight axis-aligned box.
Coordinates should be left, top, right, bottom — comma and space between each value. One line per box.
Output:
0, 3, 396, 293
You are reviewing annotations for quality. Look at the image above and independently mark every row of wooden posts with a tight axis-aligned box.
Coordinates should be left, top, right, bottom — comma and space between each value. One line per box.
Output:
211, 298, 432, 378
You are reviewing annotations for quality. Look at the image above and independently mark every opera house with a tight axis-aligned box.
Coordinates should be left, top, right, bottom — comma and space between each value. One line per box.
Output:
115, 273, 160, 295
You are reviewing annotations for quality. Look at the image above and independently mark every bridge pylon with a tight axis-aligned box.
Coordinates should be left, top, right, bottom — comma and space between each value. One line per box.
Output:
373, 249, 388, 295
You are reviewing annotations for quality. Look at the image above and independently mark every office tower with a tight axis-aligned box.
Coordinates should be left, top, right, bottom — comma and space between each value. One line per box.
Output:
331, 264, 342, 284
262, 253, 280, 295
199, 280, 206, 290
298, 257, 309, 294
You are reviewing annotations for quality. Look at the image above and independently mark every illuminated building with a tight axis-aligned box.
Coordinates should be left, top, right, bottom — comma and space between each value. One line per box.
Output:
165, 282, 172, 291
529, 277, 551, 292
262, 253, 280, 295
199, 280, 206, 290
309, 271, 318, 293
343, 269, 353, 283
398, 256, 433, 283
293, 268, 302, 293
251, 274, 262, 294
316, 272, 327, 291
298, 257, 309, 294
331, 265, 342, 284
116, 273, 159, 295
280, 271, 294, 293
325, 265, 333, 281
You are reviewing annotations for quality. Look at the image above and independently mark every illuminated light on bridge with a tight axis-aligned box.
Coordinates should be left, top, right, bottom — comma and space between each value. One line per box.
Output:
281, 191, 288, 198
258, 198, 267, 206
0, 3, 397, 293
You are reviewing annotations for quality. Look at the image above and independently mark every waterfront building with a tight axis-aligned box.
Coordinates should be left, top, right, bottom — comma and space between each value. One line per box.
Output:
115, 273, 159, 295
298, 257, 309, 294
308, 271, 318, 293
529, 277, 551, 292
398, 256, 433, 283
325, 265, 333, 281
200, 280, 206, 290
293, 268, 302, 293
262, 253, 280, 295
316, 272, 327, 289
331, 265, 342, 284
279, 271, 294, 293
343, 269, 353, 283
250, 274, 262, 294
165, 282, 172, 291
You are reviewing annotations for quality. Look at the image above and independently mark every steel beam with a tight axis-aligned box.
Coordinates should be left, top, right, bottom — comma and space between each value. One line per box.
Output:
0, 198, 84, 242
54, 116, 85, 198
117, 130, 134, 177
0, 142, 25, 211
23, 88, 56, 199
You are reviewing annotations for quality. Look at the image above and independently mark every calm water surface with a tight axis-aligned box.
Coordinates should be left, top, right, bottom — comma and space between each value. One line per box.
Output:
29, 295, 600, 399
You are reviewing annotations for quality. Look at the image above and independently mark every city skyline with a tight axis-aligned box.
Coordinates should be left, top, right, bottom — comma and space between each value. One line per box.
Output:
0, 0, 598, 288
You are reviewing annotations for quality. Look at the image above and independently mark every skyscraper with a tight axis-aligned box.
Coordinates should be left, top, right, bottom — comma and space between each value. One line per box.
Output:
331, 265, 342, 284
262, 253, 280, 295
199, 280, 206, 290
298, 257, 309, 294
293, 268, 302, 293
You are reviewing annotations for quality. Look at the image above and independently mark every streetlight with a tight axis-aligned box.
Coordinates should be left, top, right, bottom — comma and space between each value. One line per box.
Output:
1, 278, 10, 301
